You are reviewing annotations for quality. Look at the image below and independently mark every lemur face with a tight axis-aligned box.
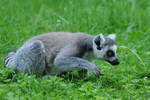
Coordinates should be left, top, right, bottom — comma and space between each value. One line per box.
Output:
93, 34, 119, 65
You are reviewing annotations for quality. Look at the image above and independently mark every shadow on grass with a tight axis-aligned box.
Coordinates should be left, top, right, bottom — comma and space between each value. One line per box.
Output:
0, 67, 122, 89
59, 72, 122, 89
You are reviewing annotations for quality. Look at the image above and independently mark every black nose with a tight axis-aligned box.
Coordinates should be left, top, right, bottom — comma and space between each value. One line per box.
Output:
112, 59, 120, 65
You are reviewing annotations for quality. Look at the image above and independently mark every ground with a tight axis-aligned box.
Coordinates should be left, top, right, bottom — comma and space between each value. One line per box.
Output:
0, 0, 150, 99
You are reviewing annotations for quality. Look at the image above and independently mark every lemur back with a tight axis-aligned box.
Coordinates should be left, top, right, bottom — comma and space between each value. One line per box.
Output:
26, 32, 93, 66
26, 32, 73, 66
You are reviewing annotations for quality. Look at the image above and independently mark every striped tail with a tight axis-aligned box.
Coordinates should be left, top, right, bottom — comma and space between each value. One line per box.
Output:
4, 51, 16, 66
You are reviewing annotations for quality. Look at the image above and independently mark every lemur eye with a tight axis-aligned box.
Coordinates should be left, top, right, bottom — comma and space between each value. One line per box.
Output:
107, 50, 114, 57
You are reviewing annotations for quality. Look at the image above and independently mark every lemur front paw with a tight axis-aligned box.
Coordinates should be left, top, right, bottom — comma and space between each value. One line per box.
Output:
90, 64, 101, 77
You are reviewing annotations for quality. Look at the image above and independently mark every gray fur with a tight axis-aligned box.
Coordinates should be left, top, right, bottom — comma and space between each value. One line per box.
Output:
4, 32, 119, 77
5, 40, 46, 75
104, 38, 116, 46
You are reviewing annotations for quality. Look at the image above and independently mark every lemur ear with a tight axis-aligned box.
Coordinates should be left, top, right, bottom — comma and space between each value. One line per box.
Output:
107, 34, 116, 41
94, 34, 105, 50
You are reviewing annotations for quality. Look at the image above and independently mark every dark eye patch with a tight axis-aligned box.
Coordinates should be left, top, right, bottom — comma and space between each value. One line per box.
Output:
106, 50, 114, 57
94, 36, 102, 50
97, 46, 101, 50
95, 40, 100, 46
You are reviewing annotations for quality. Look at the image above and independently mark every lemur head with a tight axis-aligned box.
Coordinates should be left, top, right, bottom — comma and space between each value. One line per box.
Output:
93, 34, 119, 65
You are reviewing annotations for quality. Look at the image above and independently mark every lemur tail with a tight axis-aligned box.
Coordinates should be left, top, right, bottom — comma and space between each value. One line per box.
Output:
4, 51, 16, 67
4, 40, 46, 75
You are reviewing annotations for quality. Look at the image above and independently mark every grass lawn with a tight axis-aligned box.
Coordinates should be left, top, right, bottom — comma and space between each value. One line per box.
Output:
0, 0, 150, 99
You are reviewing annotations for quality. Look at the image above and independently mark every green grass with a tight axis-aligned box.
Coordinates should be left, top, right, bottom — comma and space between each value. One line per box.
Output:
0, 0, 150, 99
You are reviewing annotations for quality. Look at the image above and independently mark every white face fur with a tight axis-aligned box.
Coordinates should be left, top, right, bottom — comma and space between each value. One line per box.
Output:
93, 34, 119, 65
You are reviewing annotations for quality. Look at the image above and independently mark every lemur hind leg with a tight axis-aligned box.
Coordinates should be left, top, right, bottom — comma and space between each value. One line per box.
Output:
4, 40, 46, 75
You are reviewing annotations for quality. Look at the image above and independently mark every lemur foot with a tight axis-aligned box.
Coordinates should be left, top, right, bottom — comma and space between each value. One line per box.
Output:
90, 64, 101, 77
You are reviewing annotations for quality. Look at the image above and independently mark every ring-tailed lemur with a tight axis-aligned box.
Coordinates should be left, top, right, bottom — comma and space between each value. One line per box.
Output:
4, 32, 119, 77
